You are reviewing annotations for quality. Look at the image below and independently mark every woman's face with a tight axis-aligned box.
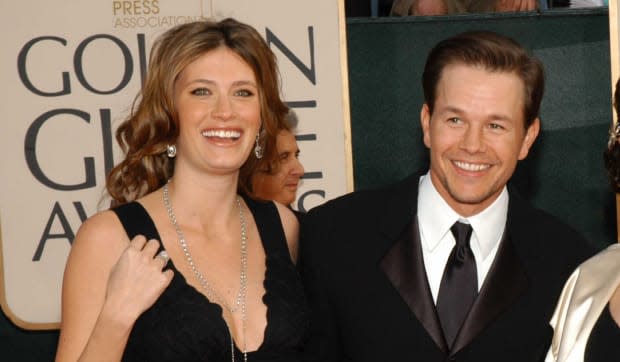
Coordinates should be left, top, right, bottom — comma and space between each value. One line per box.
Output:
172, 46, 261, 177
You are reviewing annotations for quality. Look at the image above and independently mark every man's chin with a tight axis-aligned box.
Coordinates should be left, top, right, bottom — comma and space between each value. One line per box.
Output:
450, 189, 500, 207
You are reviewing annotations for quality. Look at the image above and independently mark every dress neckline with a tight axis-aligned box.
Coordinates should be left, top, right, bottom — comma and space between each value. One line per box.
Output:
145, 196, 276, 354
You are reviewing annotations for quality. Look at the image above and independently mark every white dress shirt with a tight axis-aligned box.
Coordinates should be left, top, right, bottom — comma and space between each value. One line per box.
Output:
417, 172, 508, 303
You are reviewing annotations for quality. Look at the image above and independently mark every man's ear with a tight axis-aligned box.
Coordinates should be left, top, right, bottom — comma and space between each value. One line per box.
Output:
421, 104, 432, 148
518, 117, 540, 160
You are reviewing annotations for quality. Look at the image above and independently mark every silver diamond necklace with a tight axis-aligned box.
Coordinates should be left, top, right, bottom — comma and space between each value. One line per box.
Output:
162, 181, 248, 362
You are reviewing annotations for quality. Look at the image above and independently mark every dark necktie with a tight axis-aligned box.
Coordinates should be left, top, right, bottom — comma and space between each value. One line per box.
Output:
436, 221, 478, 348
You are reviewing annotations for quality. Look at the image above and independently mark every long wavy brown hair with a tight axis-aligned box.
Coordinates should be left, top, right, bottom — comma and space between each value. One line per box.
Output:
106, 18, 289, 204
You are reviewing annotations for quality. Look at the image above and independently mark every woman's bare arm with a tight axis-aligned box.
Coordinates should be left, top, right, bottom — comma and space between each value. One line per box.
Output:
55, 211, 172, 362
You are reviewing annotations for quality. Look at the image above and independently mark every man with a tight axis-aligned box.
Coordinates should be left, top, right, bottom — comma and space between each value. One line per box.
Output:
251, 110, 305, 207
252, 128, 305, 205
299, 31, 594, 362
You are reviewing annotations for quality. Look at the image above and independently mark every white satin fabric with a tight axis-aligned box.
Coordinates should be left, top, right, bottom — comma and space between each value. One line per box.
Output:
545, 244, 620, 362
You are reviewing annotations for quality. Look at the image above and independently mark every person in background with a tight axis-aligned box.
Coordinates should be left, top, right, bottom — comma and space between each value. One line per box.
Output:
552, 0, 607, 8
250, 110, 305, 209
345, 0, 395, 16
390, 0, 542, 15
299, 30, 594, 362
55, 18, 308, 362
545, 77, 620, 362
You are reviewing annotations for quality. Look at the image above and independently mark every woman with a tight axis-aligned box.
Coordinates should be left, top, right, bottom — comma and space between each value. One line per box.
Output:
545, 78, 620, 361
55, 18, 308, 362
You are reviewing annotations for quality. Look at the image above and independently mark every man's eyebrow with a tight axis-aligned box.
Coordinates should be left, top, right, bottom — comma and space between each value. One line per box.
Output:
439, 105, 514, 121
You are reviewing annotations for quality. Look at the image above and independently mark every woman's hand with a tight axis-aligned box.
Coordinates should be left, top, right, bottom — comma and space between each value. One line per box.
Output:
103, 236, 174, 322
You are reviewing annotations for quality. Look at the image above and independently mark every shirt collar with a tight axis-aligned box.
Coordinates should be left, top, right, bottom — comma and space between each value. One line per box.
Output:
417, 172, 508, 259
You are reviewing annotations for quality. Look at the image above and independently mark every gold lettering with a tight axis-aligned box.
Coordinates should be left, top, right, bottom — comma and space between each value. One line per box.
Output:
152, 0, 160, 14
112, 1, 122, 15
133, 0, 142, 14
123, 1, 132, 14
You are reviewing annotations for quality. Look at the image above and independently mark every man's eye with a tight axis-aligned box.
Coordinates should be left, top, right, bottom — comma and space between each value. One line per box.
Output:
448, 117, 461, 124
489, 123, 505, 130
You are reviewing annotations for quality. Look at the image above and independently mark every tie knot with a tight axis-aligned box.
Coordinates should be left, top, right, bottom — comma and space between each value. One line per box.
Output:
450, 222, 473, 248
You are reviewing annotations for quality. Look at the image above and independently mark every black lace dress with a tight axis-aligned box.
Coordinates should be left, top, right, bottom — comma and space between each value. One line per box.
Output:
112, 196, 309, 361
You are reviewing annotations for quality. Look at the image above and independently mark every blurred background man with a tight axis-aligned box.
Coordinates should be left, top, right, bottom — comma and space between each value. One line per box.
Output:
251, 110, 305, 208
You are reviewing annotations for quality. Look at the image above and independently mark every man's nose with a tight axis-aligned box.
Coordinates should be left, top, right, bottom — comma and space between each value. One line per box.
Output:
459, 125, 485, 153
290, 157, 304, 176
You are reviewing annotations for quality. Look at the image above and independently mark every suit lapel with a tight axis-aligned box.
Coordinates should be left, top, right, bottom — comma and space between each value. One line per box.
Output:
376, 174, 448, 352
451, 199, 529, 354
376, 178, 531, 355
380, 219, 448, 353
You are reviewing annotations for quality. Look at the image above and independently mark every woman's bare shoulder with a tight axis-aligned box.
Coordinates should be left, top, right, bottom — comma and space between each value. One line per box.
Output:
69, 209, 130, 264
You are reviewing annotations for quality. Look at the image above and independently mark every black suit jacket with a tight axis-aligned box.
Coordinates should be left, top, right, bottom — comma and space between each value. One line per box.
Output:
299, 173, 595, 362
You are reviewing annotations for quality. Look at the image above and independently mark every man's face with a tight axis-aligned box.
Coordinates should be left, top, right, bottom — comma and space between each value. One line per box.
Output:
252, 129, 305, 205
421, 63, 539, 217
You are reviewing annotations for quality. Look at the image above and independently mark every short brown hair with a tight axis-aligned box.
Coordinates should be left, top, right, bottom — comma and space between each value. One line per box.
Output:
106, 18, 288, 203
422, 31, 544, 129
244, 109, 299, 199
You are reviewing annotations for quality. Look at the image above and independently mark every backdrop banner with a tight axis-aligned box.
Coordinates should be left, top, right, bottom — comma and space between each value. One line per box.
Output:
0, 0, 351, 329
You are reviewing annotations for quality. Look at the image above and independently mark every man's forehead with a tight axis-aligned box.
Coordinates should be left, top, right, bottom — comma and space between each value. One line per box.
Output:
432, 64, 527, 121
435, 63, 526, 98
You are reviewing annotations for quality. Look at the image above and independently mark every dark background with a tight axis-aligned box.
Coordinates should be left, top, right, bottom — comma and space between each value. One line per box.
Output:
348, 9, 614, 247
1, 7, 613, 361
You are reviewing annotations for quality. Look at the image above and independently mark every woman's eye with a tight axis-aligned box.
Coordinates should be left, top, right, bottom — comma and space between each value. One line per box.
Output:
191, 88, 209, 96
235, 89, 254, 97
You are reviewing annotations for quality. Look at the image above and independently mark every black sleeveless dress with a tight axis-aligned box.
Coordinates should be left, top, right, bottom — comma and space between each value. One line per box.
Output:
112, 196, 309, 362
585, 303, 620, 362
